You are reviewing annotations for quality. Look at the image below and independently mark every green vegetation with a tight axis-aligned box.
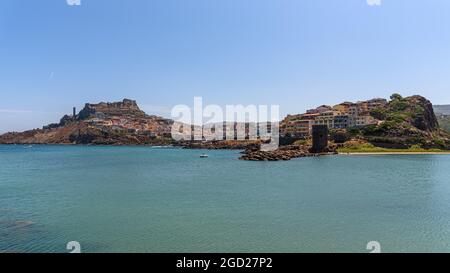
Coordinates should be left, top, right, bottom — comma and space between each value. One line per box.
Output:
330, 129, 351, 143
369, 107, 387, 120
293, 139, 310, 146
383, 94, 425, 127
351, 94, 450, 150
390, 93, 403, 101
337, 143, 447, 153
364, 94, 417, 136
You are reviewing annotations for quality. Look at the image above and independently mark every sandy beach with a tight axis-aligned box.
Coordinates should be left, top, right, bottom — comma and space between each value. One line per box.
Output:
339, 152, 450, 155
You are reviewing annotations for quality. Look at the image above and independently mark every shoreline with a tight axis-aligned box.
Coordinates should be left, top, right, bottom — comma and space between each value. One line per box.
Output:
339, 151, 450, 155
3, 143, 450, 155
0, 143, 245, 150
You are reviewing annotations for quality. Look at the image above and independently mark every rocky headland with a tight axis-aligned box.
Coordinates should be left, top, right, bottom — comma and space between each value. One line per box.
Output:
342, 95, 450, 149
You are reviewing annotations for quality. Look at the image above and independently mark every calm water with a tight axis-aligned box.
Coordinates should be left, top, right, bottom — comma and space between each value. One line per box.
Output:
1, 145, 450, 253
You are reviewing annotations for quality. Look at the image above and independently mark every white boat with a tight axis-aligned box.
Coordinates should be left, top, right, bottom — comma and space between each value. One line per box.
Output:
200, 153, 209, 158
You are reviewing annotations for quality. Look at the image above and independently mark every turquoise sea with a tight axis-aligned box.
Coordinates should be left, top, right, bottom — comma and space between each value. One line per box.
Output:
1, 145, 450, 253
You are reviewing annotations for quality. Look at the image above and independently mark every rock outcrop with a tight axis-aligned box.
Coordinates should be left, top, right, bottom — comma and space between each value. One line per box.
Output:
239, 144, 337, 161
407, 95, 439, 131
78, 99, 146, 120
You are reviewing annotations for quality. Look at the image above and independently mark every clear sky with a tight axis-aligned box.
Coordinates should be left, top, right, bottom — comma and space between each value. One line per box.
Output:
1, 0, 450, 133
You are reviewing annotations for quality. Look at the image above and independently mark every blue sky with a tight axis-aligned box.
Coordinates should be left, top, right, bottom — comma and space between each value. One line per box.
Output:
1, 0, 450, 132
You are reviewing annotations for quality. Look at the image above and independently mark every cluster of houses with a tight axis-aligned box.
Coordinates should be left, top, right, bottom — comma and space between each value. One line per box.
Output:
85, 114, 172, 138
280, 98, 388, 137
72, 98, 389, 140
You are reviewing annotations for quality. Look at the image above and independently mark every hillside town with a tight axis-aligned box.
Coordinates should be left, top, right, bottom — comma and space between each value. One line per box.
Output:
71, 98, 390, 140
68, 99, 172, 138
280, 98, 388, 138
0, 99, 174, 145
1, 95, 449, 151
82, 114, 172, 139
56, 97, 388, 141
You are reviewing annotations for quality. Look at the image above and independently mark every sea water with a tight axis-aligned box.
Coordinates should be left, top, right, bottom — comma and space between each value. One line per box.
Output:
1, 145, 450, 253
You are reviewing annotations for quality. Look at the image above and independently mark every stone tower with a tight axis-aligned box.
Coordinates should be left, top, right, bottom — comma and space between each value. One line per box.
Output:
311, 125, 328, 153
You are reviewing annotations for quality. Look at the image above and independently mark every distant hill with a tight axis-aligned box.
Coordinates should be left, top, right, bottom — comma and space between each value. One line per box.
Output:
434, 105, 450, 133
434, 105, 450, 115
437, 115, 450, 134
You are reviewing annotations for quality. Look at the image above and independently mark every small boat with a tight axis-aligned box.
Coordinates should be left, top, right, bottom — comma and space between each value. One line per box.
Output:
199, 153, 209, 158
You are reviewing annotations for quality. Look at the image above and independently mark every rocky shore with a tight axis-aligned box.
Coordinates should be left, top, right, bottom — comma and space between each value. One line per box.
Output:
239, 144, 337, 161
